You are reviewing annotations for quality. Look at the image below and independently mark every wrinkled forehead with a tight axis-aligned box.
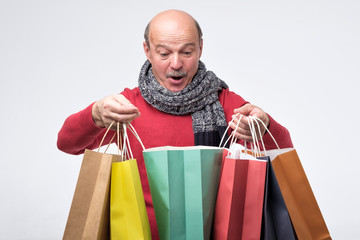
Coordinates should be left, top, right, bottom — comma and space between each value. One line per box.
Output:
149, 14, 199, 45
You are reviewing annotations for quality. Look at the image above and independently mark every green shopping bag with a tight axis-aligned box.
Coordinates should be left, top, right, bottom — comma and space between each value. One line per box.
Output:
143, 146, 223, 240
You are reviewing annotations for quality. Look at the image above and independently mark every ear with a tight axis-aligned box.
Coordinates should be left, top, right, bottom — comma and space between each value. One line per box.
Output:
199, 39, 203, 58
143, 41, 151, 62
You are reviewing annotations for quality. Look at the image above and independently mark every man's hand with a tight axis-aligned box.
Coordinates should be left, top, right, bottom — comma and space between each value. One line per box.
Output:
92, 94, 140, 128
230, 103, 270, 142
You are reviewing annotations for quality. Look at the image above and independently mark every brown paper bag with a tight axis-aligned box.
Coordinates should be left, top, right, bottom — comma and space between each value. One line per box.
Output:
272, 149, 331, 240
63, 149, 121, 240
63, 122, 122, 240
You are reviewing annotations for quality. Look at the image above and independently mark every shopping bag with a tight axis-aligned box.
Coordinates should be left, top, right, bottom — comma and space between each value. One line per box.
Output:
63, 150, 119, 240
269, 148, 332, 240
110, 159, 151, 240
143, 146, 223, 240
248, 115, 331, 240
212, 148, 267, 240
63, 122, 121, 240
110, 124, 151, 240
258, 156, 296, 240
211, 114, 267, 240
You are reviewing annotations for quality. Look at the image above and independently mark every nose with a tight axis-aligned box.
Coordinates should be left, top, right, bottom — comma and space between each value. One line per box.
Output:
170, 53, 183, 70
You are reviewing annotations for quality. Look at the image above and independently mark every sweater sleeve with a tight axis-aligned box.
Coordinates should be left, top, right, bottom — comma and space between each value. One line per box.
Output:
57, 103, 108, 155
57, 89, 139, 155
219, 88, 293, 150
262, 114, 293, 149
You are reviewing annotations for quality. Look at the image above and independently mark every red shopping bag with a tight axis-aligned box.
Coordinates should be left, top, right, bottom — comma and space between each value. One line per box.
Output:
212, 149, 267, 240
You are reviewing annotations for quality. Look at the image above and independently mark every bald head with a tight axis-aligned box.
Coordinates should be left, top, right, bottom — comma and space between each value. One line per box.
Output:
142, 10, 204, 92
144, 10, 203, 49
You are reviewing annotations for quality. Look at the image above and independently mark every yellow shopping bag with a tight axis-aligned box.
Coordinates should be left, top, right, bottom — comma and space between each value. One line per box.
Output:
110, 124, 151, 240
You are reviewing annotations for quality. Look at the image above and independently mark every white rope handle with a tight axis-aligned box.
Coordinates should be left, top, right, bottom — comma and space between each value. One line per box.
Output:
247, 116, 261, 157
121, 123, 129, 160
242, 115, 282, 157
97, 121, 122, 155
250, 116, 280, 150
219, 113, 280, 158
115, 122, 119, 155
219, 114, 236, 148
253, 118, 266, 153
127, 123, 145, 151
95, 121, 147, 159
219, 113, 243, 148
97, 121, 115, 152
119, 122, 146, 161
229, 114, 243, 147
104, 132, 116, 153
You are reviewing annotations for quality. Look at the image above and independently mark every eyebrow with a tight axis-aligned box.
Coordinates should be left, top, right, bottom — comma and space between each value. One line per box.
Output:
155, 42, 196, 50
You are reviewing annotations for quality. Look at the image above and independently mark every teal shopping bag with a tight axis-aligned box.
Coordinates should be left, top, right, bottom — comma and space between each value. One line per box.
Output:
143, 146, 223, 240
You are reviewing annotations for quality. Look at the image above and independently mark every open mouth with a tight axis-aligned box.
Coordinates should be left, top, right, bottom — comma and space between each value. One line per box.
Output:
166, 71, 187, 81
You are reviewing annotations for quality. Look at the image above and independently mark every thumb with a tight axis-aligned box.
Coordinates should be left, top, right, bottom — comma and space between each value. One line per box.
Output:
114, 94, 139, 110
234, 103, 253, 116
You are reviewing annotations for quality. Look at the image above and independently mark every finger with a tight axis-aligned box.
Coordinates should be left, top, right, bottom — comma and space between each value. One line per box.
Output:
242, 116, 266, 139
231, 130, 254, 142
101, 103, 140, 127
114, 95, 138, 108
231, 117, 264, 142
232, 114, 250, 127
232, 115, 254, 131
110, 103, 140, 115
239, 115, 255, 127
101, 96, 140, 116
103, 113, 140, 129
108, 111, 140, 123
229, 121, 251, 135
105, 96, 139, 113
234, 103, 253, 116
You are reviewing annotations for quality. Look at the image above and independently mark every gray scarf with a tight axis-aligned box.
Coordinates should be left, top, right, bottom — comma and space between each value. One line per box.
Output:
138, 60, 228, 146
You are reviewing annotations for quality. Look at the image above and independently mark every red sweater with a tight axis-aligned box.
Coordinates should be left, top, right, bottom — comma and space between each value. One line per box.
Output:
57, 87, 293, 239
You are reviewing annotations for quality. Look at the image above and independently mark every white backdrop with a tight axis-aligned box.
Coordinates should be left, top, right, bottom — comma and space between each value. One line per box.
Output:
1, 0, 359, 239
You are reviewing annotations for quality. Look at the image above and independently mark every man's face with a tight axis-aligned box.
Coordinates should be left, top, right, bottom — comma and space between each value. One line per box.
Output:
143, 16, 203, 92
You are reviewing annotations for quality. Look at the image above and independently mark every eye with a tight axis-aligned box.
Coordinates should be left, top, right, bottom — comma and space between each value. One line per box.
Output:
183, 51, 192, 56
160, 53, 169, 57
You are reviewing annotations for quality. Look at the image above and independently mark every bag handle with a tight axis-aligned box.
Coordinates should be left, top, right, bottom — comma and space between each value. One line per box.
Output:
219, 113, 243, 148
250, 116, 280, 150
127, 123, 145, 151
245, 116, 281, 157
97, 121, 122, 154
95, 120, 145, 160
247, 116, 262, 157
219, 113, 259, 157
219, 113, 261, 152
120, 123, 146, 161
121, 123, 130, 160
219, 113, 280, 157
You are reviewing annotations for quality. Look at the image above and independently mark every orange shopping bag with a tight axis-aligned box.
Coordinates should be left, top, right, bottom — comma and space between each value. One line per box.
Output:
268, 148, 332, 240
251, 115, 332, 240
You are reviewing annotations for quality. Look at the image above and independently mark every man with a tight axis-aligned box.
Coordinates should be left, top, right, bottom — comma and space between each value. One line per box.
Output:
57, 9, 293, 239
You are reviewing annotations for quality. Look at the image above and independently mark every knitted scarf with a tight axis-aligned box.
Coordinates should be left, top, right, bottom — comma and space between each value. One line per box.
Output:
138, 60, 229, 146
